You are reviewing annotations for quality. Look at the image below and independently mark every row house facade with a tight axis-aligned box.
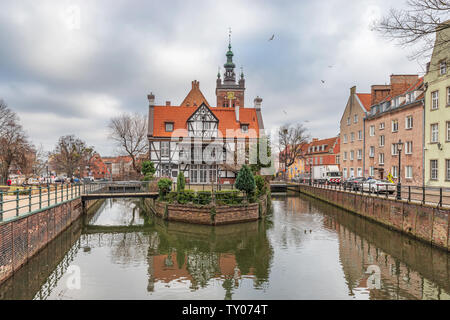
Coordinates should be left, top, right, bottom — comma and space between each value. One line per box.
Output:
147, 41, 265, 184
286, 137, 340, 180
424, 22, 450, 187
339, 86, 371, 179
365, 76, 424, 185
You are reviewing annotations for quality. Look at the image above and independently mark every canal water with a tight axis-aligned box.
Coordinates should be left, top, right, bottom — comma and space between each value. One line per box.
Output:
0, 194, 449, 300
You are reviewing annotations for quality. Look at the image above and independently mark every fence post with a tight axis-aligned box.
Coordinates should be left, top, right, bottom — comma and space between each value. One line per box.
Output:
408, 186, 411, 203
0, 192, 3, 221
66, 184, 69, 200
48, 185, 51, 206
422, 186, 425, 204
16, 191, 19, 216
28, 187, 32, 212
39, 186, 42, 210
439, 188, 442, 208
55, 184, 58, 204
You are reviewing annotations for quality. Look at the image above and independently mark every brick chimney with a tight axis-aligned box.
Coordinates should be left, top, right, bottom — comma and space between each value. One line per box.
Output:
254, 96, 263, 109
147, 92, 155, 106
192, 80, 200, 89
350, 86, 356, 96
390, 75, 418, 98
166, 101, 171, 106
371, 85, 391, 105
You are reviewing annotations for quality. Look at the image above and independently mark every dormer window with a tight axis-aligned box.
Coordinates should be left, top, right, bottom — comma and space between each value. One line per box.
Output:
393, 97, 400, 107
241, 124, 249, 133
165, 122, 174, 132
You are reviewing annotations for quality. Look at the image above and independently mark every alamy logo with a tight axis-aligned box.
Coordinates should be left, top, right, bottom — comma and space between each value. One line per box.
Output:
66, 265, 81, 290
366, 265, 381, 289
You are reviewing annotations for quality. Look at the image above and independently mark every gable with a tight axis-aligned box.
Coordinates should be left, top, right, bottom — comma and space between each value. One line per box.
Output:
187, 103, 219, 122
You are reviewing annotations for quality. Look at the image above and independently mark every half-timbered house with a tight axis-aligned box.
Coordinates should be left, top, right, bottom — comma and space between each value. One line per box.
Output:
147, 42, 265, 184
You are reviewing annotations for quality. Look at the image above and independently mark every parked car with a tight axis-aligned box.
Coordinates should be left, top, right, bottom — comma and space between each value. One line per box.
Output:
362, 179, 396, 194
54, 177, 65, 183
342, 177, 367, 191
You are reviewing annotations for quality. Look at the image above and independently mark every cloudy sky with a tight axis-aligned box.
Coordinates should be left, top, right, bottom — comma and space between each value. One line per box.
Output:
0, 0, 424, 155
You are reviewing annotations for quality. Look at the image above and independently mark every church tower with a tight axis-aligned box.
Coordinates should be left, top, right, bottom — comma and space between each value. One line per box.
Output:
216, 32, 245, 108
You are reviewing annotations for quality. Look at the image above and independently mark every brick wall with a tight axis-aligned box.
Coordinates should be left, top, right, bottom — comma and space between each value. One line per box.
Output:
0, 198, 97, 285
295, 185, 450, 251
151, 194, 268, 226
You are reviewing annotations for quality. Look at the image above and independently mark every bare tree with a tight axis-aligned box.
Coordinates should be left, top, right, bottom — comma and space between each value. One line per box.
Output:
0, 100, 17, 137
0, 115, 31, 183
374, 0, 450, 60
49, 135, 94, 178
108, 113, 149, 175
278, 123, 309, 180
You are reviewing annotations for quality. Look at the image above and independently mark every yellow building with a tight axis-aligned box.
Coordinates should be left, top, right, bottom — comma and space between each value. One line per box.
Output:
424, 21, 450, 187
287, 157, 306, 180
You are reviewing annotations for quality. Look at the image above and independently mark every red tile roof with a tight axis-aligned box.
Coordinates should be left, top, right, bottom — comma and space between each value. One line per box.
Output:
152, 105, 260, 138
356, 93, 372, 111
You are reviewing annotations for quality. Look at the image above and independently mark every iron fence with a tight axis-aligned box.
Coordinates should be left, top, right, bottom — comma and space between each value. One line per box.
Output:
290, 181, 450, 208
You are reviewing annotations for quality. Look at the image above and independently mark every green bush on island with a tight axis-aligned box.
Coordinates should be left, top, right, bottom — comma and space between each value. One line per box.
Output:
176, 172, 185, 192
196, 191, 212, 205
177, 190, 195, 204
157, 178, 172, 200
235, 165, 256, 202
215, 190, 242, 205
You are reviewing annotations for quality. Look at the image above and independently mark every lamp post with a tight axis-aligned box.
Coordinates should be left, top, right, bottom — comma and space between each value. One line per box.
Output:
396, 139, 403, 200
309, 158, 312, 186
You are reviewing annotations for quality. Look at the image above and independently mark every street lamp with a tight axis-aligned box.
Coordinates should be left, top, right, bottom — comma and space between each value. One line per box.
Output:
309, 158, 312, 186
396, 139, 403, 200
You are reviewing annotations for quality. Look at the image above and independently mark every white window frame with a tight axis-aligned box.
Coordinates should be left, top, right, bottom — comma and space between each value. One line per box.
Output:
379, 122, 385, 130
447, 121, 450, 142
379, 153, 384, 165
354, 114, 358, 123
431, 91, 439, 110
405, 166, 413, 179
369, 146, 375, 158
392, 120, 398, 132
343, 134, 348, 143
357, 167, 362, 177
369, 166, 374, 177
161, 141, 170, 157
430, 160, 438, 180
379, 135, 385, 147
431, 123, 439, 143
440, 61, 447, 75
343, 151, 347, 161
350, 150, 354, 160
392, 166, 398, 178
405, 141, 413, 155
357, 149, 362, 160
446, 159, 450, 181
358, 130, 362, 140
391, 143, 398, 156
351, 132, 355, 142
369, 125, 375, 136
405, 116, 413, 129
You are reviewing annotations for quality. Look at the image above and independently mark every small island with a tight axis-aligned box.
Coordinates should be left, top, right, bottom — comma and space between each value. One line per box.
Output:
144, 165, 271, 225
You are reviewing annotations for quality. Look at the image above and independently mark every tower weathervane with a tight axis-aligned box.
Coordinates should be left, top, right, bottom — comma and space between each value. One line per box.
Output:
228, 27, 232, 47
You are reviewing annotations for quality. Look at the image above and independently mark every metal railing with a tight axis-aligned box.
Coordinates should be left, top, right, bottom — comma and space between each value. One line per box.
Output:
0, 183, 83, 222
0, 181, 156, 223
290, 180, 450, 208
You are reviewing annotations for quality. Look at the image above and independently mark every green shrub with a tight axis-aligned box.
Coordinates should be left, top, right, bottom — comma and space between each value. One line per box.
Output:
141, 161, 156, 177
196, 191, 212, 205
177, 190, 195, 204
254, 175, 266, 197
157, 178, 172, 199
214, 190, 242, 205
166, 191, 178, 203
142, 173, 154, 182
177, 172, 185, 192
235, 165, 256, 199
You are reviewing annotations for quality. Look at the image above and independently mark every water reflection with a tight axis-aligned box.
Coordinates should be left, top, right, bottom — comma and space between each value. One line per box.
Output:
0, 196, 449, 300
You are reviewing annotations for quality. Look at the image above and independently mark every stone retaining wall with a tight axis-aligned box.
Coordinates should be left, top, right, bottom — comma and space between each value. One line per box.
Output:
0, 198, 98, 285
294, 185, 450, 251
148, 194, 269, 226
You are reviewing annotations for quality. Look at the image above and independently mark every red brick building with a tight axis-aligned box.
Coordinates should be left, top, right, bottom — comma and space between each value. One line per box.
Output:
365, 76, 424, 185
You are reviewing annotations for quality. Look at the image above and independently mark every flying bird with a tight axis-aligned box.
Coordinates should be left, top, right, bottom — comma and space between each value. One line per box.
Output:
283, 110, 287, 115
328, 65, 334, 68
268, 34, 275, 41
321, 80, 325, 83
